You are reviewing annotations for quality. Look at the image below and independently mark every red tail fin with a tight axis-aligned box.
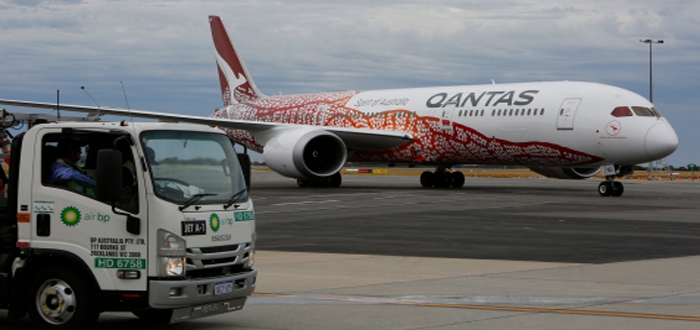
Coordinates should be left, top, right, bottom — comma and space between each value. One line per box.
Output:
209, 15, 263, 106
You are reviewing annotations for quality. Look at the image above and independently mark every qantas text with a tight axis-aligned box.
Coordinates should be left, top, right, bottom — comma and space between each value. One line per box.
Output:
426, 90, 539, 108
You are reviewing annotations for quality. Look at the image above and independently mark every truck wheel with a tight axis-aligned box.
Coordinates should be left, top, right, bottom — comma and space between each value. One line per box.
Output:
132, 308, 173, 322
28, 267, 100, 329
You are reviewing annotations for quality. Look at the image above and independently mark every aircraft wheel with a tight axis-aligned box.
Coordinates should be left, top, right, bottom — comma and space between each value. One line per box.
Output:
297, 178, 310, 187
451, 171, 465, 188
433, 172, 448, 188
598, 182, 612, 197
420, 171, 433, 187
611, 181, 624, 197
317, 177, 331, 187
328, 173, 342, 188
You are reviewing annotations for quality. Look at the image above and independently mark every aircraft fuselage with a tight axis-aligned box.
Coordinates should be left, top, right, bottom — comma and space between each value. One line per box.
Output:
215, 81, 677, 168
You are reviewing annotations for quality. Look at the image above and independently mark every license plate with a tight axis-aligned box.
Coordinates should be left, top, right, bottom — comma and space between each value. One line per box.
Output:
182, 220, 206, 236
214, 280, 234, 295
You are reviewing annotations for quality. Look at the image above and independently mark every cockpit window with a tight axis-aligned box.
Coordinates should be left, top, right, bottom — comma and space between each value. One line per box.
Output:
650, 107, 663, 118
611, 106, 633, 117
632, 106, 656, 117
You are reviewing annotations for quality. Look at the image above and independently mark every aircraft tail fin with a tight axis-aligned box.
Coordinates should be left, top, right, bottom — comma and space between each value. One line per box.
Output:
209, 15, 264, 106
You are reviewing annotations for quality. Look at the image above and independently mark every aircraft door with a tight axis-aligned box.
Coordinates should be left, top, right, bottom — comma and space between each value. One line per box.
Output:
315, 104, 330, 126
439, 108, 453, 132
557, 98, 582, 130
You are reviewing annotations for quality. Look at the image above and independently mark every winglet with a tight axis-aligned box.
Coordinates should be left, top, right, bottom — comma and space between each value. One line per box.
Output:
209, 15, 264, 106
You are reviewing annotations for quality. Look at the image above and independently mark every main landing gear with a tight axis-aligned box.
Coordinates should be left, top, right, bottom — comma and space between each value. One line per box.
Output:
420, 167, 465, 188
297, 172, 342, 188
597, 165, 633, 197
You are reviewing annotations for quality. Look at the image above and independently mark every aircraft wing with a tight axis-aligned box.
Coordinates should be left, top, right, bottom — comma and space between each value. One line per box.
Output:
0, 99, 413, 150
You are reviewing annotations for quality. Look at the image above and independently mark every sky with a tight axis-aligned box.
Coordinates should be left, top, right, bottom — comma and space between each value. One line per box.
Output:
0, 0, 698, 167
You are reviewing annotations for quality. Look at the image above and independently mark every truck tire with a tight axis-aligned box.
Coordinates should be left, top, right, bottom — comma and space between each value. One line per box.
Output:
27, 267, 100, 329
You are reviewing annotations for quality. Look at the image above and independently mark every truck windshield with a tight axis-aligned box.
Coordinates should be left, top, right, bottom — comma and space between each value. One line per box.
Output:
140, 131, 248, 206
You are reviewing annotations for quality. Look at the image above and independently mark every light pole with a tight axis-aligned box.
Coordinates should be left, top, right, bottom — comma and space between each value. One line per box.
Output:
640, 39, 664, 102
640, 39, 663, 180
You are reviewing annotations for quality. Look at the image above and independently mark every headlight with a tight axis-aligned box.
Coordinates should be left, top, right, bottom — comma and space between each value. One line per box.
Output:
158, 229, 186, 257
164, 257, 185, 276
158, 229, 186, 277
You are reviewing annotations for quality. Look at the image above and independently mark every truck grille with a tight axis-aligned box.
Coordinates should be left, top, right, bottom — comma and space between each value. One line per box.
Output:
185, 243, 251, 279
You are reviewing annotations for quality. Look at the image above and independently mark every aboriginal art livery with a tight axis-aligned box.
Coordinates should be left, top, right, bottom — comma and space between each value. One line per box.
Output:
213, 88, 605, 167
206, 16, 677, 196
0, 15, 679, 196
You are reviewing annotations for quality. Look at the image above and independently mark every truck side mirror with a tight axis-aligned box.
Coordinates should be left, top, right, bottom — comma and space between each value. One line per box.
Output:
237, 153, 251, 190
96, 149, 123, 202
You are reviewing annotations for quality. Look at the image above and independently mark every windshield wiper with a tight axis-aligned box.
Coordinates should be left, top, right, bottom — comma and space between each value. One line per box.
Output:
179, 193, 217, 211
223, 188, 248, 210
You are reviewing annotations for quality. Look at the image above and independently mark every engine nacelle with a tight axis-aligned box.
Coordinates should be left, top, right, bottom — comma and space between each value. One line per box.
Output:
263, 128, 347, 179
529, 167, 601, 180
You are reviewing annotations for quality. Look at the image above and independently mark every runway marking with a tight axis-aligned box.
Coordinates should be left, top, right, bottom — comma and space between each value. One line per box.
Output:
252, 293, 700, 322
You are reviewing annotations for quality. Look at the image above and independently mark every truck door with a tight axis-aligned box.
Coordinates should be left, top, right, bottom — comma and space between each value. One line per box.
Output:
557, 98, 581, 130
31, 129, 148, 291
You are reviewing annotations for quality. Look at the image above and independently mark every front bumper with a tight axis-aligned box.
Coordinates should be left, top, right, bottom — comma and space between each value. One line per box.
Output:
148, 269, 257, 315
171, 297, 247, 323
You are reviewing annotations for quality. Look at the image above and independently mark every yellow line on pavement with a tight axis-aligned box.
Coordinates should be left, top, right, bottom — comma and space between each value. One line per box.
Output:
401, 302, 700, 322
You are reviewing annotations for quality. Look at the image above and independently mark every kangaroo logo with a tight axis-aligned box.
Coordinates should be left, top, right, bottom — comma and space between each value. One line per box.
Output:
605, 120, 622, 136
215, 52, 249, 105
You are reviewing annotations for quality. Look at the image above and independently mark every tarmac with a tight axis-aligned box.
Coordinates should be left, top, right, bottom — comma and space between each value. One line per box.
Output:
2, 169, 699, 329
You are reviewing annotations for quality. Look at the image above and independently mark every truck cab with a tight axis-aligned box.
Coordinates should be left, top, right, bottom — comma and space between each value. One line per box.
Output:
1, 118, 256, 328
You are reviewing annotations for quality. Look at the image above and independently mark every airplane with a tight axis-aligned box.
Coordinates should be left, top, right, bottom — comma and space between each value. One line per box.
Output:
0, 15, 679, 197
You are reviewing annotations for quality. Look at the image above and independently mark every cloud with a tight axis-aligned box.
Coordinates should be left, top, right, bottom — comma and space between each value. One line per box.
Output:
0, 0, 698, 165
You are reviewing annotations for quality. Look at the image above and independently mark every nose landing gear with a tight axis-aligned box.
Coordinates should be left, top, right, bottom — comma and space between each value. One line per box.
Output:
598, 180, 624, 197
598, 165, 632, 197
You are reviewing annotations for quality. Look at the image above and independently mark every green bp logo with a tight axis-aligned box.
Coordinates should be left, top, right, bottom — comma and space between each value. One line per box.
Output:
210, 213, 220, 232
61, 206, 81, 227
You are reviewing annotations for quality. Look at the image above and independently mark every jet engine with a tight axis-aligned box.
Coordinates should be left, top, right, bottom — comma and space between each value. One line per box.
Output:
529, 167, 600, 180
263, 128, 347, 179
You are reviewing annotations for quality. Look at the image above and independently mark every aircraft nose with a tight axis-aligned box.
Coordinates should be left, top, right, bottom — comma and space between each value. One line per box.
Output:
645, 122, 679, 160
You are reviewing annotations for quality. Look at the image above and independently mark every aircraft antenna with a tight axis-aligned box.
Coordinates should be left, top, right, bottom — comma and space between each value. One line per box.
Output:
120, 81, 135, 124
81, 86, 101, 118
120, 81, 131, 110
